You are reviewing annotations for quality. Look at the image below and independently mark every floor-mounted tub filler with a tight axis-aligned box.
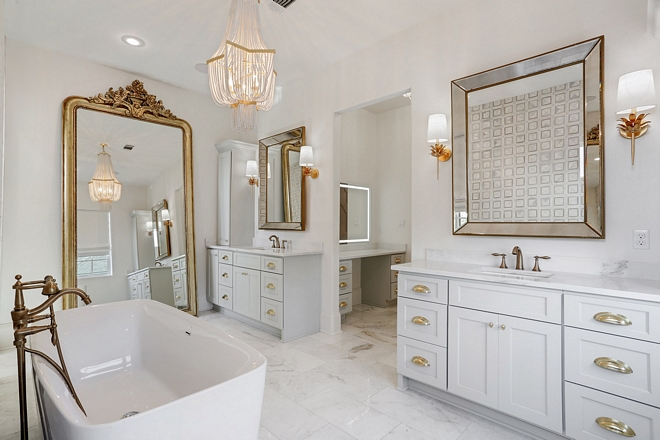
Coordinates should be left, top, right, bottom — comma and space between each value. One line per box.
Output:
31, 299, 267, 440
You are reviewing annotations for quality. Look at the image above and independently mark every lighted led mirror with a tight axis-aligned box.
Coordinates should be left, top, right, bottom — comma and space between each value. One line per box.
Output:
339, 183, 370, 244
451, 36, 604, 239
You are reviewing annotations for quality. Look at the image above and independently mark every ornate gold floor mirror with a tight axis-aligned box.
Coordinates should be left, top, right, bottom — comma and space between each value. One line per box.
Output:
62, 80, 197, 315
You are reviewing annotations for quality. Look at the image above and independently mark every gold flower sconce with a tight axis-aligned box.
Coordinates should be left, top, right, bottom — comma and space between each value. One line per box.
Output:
428, 114, 452, 180
616, 69, 656, 165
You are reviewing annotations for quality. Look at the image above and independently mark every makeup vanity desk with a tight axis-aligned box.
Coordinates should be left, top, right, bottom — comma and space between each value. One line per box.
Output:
338, 246, 406, 314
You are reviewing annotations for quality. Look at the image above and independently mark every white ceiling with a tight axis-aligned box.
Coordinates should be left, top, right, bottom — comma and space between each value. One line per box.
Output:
4, 0, 454, 95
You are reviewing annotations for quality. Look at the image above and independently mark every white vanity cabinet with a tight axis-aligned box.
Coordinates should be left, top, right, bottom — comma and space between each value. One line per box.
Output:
338, 260, 353, 316
171, 255, 187, 307
207, 246, 322, 341
447, 281, 562, 433
127, 266, 174, 306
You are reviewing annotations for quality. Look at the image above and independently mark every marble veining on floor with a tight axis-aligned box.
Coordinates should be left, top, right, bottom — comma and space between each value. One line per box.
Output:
0, 304, 531, 440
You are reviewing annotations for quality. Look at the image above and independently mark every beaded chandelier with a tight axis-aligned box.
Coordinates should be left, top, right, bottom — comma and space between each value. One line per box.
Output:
88, 143, 121, 211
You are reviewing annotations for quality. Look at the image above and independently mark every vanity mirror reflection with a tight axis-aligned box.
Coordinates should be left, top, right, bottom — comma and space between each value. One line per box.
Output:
452, 36, 604, 238
339, 183, 370, 243
62, 80, 197, 315
258, 127, 305, 230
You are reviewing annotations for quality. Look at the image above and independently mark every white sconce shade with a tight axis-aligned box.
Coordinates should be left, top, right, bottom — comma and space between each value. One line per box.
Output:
246, 160, 258, 177
161, 209, 171, 223
146, 221, 153, 233
427, 114, 449, 142
616, 69, 656, 114
267, 163, 271, 179
300, 146, 314, 166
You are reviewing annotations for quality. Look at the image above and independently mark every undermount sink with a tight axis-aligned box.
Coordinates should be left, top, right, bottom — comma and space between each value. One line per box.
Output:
474, 267, 555, 279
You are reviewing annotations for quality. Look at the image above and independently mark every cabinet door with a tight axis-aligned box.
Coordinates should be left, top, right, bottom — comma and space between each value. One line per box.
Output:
233, 267, 261, 321
448, 307, 499, 409
498, 315, 562, 433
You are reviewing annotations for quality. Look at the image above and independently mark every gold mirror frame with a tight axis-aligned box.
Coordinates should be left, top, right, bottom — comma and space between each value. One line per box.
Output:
62, 80, 197, 315
152, 199, 172, 261
258, 127, 306, 230
451, 36, 605, 239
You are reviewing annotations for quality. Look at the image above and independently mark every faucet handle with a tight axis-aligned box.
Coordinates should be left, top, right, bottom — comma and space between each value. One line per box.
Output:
492, 253, 508, 269
281, 240, 288, 250
532, 256, 551, 272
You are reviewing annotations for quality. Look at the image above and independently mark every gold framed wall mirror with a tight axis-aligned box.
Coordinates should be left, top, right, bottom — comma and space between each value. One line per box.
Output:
62, 80, 197, 315
258, 126, 306, 230
451, 36, 604, 239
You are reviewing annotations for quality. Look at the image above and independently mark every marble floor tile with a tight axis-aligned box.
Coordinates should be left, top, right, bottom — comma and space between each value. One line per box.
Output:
304, 423, 357, 440
261, 344, 326, 373
260, 386, 328, 440
258, 426, 280, 440
300, 388, 400, 440
265, 364, 328, 402
381, 424, 435, 440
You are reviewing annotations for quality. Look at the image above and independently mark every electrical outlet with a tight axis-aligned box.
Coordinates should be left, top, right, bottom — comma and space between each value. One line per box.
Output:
633, 230, 650, 249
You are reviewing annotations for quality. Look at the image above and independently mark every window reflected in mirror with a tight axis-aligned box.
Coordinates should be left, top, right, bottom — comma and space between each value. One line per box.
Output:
339, 183, 370, 243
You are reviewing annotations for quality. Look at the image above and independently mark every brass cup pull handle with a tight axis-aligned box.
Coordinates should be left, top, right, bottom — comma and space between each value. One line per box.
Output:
594, 312, 633, 326
339, 301, 348, 308
339, 282, 348, 288
594, 357, 633, 374
595, 417, 636, 437
222, 255, 229, 260
339, 266, 347, 272
266, 283, 276, 290
394, 258, 402, 264
242, 272, 248, 276
412, 316, 430, 326
222, 294, 229, 300
411, 356, 430, 367
267, 262, 276, 269
222, 273, 229, 278
412, 285, 431, 294
266, 309, 276, 316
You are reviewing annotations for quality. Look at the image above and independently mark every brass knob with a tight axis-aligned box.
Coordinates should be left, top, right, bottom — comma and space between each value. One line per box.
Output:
412, 316, 430, 326
595, 417, 636, 437
222, 273, 229, 278
411, 356, 430, 367
593, 312, 632, 326
267, 262, 276, 269
175, 278, 180, 282
339, 265, 347, 272
222, 294, 229, 300
489, 322, 494, 328
395, 271, 399, 278
339, 282, 348, 288
395, 258, 402, 264
242, 272, 248, 276
222, 255, 229, 260
395, 287, 398, 293
594, 357, 633, 374
266, 283, 276, 290
266, 309, 276, 316
176, 295, 181, 300
501, 324, 506, 330
339, 301, 348, 308
412, 285, 431, 294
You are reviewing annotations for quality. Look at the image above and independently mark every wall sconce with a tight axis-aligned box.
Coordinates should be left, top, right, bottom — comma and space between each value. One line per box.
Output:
428, 114, 451, 180
162, 209, 173, 227
616, 69, 656, 165
246, 160, 259, 186
146, 221, 154, 236
300, 146, 319, 179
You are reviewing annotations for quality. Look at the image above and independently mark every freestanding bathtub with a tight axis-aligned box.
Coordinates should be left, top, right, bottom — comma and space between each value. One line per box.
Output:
31, 300, 267, 440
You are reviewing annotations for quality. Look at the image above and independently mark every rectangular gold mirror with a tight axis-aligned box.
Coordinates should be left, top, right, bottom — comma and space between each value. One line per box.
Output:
451, 36, 604, 238
152, 199, 172, 261
258, 127, 306, 230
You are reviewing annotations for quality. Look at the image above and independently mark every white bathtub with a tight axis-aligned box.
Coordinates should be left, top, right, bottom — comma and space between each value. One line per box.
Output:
31, 300, 266, 440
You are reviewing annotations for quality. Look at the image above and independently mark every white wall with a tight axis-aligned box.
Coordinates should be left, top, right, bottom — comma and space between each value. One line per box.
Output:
259, 0, 660, 334
0, 39, 256, 349
147, 160, 184, 259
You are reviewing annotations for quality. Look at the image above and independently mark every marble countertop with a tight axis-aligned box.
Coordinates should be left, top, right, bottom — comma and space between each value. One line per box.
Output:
394, 260, 660, 303
339, 247, 406, 260
207, 245, 323, 257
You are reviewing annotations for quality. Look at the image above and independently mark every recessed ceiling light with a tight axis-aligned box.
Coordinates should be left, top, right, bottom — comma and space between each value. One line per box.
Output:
121, 35, 145, 47
194, 63, 208, 74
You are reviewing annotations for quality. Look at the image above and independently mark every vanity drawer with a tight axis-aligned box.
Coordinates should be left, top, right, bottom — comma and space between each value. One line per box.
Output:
339, 260, 352, 275
339, 293, 352, 315
129, 274, 138, 283
143, 279, 151, 293
219, 250, 233, 264
391, 269, 399, 283
172, 259, 181, 271
390, 282, 398, 300
565, 382, 660, 440
565, 327, 660, 407
261, 272, 284, 302
218, 263, 233, 288
449, 280, 561, 324
339, 274, 352, 294
565, 294, 660, 343
262, 256, 284, 274
397, 335, 447, 390
172, 271, 183, 289
398, 297, 447, 347
174, 288, 186, 306
218, 286, 233, 310
233, 252, 261, 270
391, 254, 405, 265
130, 284, 138, 300
260, 298, 283, 330
180, 257, 186, 270
138, 270, 148, 281
398, 274, 448, 304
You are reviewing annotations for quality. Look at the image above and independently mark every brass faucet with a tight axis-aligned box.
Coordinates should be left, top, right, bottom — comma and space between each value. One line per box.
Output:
268, 235, 280, 248
512, 246, 524, 270
11, 275, 92, 439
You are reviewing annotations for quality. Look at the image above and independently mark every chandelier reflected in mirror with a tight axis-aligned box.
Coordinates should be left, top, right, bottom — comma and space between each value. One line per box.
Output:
88, 143, 121, 211
207, 0, 277, 132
